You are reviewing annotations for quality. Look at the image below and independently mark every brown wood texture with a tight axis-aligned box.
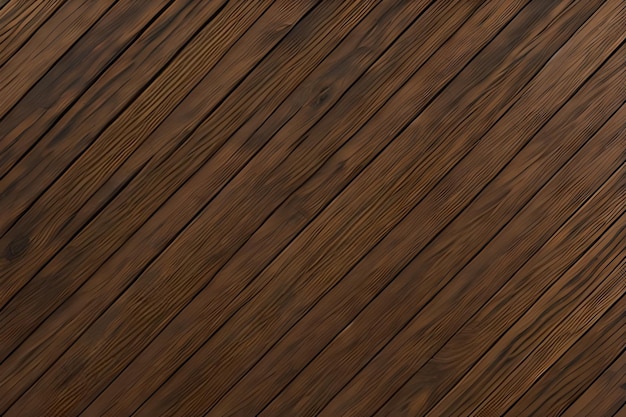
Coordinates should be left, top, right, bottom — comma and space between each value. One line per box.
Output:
560, 348, 626, 417
506, 297, 626, 416
0, 0, 624, 416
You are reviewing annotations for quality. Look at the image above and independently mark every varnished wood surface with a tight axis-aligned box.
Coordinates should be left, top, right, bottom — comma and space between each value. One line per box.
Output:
0, 1, 624, 416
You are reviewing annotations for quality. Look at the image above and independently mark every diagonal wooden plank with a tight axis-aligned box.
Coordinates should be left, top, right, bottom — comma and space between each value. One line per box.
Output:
506, 301, 626, 416
229, 53, 626, 417
466, 263, 626, 417
0, 0, 117, 118
0, 0, 216, 178
0, 0, 469, 408
128, 2, 621, 416
560, 350, 626, 417
0, 0, 65, 67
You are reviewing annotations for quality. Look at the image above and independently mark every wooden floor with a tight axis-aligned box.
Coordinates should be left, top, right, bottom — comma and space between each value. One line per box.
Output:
0, 0, 624, 415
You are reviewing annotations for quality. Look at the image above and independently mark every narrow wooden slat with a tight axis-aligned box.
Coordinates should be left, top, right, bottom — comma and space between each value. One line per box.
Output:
560, 350, 626, 417
0, 0, 388, 404
0, 0, 280, 304
469, 265, 625, 416
126, 2, 621, 416
0, 0, 116, 118
0, 0, 196, 177
507, 301, 626, 415
231, 51, 626, 417
0, 0, 64, 67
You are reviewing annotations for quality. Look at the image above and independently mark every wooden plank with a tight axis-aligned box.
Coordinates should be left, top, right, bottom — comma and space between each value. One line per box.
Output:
0, 0, 206, 178
0, 0, 116, 118
0, 0, 471, 407
0, 0, 65, 67
126, 2, 621, 416
0, 0, 385, 380
424, 219, 626, 416
236, 64, 626, 417
506, 301, 626, 415
615, 404, 626, 417
1, 0, 536, 412
0, 0, 283, 301
560, 350, 626, 417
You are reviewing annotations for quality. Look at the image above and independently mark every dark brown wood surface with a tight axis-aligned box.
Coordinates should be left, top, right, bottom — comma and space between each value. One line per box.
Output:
0, 0, 624, 416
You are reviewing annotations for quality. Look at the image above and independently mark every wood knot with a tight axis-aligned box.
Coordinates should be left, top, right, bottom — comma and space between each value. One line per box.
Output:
5, 235, 29, 261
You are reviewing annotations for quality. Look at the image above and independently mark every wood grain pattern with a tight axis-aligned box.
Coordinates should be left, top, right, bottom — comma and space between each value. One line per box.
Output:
0, 0, 622, 414
561, 349, 626, 417
262, 54, 621, 415
506, 299, 626, 416
132, 1, 620, 412
375, 57, 626, 417
426, 212, 626, 415
0, 0, 278, 306
0, 0, 64, 67
0, 0, 115, 118
0, 0, 188, 177
0, 1, 387, 413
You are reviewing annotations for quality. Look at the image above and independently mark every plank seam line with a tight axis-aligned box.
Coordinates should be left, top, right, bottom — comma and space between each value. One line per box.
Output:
0, 0, 67, 71
312, 13, 622, 417
0, 0, 119, 121
0, 0, 179, 183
